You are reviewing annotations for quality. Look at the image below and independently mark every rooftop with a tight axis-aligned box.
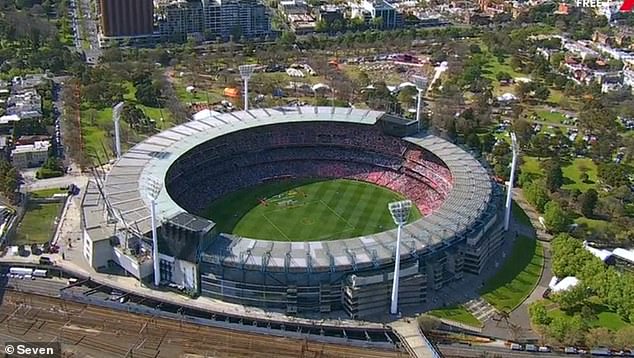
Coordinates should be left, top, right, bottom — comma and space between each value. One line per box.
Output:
12, 140, 50, 154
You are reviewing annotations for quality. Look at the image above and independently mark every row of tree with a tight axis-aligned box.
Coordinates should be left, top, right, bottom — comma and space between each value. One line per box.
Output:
528, 234, 634, 348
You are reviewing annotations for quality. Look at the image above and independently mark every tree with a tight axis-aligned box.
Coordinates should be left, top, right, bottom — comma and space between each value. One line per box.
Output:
578, 189, 598, 217
543, 159, 564, 192
531, 134, 553, 159
0, 160, 18, 202
466, 133, 481, 151
553, 285, 588, 312
550, 52, 565, 68
513, 118, 534, 147
371, 16, 383, 29
524, 181, 550, 212
480, 133, 496, 153
418, 316, 441, 332
135, 78, 163, 107
544, 201, 573, 233
529, 301, 552, 326
585, 328, 613, 348
547, 315, 585, 346
597, 163, 629, 188
397, 86, 417, 108
278, 31, 296, 46
614, 327, 634, 349
496, 71, 512, 83
315, 20, 328, 33
579, 172, 589, 183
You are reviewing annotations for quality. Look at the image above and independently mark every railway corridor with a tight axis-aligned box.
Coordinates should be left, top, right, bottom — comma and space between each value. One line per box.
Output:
0, 291, 407, 358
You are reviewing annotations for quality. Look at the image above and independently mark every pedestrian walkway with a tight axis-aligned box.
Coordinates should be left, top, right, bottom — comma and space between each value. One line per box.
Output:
464, 298, 498, 322
390, 319, 441, 358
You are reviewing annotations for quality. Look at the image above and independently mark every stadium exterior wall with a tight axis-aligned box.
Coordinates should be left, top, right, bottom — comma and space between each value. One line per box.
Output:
87, 106, 505, 320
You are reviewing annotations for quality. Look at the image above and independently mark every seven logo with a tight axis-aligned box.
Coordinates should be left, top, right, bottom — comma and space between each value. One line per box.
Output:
621, 0, 633, 11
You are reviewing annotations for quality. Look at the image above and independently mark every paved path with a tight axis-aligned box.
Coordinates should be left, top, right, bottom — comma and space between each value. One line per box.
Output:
480, 190, 553, 342
24, 174, 87, 192
391, 319, 440, 358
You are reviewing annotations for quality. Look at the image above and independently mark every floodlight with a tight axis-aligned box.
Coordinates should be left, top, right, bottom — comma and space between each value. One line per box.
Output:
145, 176, 163, 286
388, 200, 412, 315
239, 64, 256, 80
412, 75, 428, 91
145, 176, 163, 200
113, 102, 124, 159
388, 200, 412, 225
504, 133, 518, 231
411, 76, 428, 133
239, 64, 256, 111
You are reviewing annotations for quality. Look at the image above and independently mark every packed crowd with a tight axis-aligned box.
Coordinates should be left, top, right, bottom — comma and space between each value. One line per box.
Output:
166, 123, 453, 217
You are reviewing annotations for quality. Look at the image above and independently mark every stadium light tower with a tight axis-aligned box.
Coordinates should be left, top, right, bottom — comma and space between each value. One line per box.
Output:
412, 75, 427, 133
145, 176, 163, 287
388, 200, 412, 315
113, 102, 124, 159
504, 132, 518, 231
239, 64, 256, 111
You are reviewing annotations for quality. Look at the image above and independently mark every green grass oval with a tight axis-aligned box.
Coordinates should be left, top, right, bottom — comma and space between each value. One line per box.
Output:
203, 178, 422, 242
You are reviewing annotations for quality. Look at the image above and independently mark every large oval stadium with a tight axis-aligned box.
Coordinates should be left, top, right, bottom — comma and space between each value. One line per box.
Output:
82, 106, 504, 319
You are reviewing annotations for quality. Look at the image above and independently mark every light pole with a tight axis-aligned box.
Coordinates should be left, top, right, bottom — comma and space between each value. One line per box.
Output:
388, 200, 412, 315
412, 75, 428, 133
239, 64, 256, 111
145, 176, 163, 287
504, 132, 518, 231
113, 102, 124, 159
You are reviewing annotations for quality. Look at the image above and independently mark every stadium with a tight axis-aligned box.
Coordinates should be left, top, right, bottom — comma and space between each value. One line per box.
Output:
81, 106, 504, 319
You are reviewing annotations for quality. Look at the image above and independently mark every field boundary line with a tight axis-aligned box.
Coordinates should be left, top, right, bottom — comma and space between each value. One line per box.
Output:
261, 214, 290, 241
319, 200, 356, 230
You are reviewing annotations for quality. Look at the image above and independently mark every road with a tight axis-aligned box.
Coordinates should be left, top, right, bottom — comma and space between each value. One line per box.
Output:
69, 0, 101, 63
23, 174, 87, 192
529, 119, 576, 130
438, 344, 578, 358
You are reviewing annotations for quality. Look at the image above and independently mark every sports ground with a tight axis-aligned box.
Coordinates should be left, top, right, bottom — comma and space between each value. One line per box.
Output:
204, 179, 422, 241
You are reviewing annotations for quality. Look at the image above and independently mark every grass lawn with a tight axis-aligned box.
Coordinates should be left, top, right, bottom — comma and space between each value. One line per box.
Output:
204, 178, 422, 241
521, 156, 543, 178
427, 306, 482, 327
561, 158, 598, 192
13, 202, 63, 245
512, 201, 533, 228
521, 157, 597, 193
480, 236, 544, 311
174, 84, 224, 104
479, 44, 527, 96
575, 217, 610, 232
28, 188, 67, 199
81, 81, 173, 163
549, 304, 632, 331
536, 110, 567, 124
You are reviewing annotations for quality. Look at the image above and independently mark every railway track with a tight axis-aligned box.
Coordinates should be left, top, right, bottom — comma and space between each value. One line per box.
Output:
0, 291, 407, 358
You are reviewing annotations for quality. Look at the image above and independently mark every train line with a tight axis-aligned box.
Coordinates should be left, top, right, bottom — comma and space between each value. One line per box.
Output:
0, 290, 407, 358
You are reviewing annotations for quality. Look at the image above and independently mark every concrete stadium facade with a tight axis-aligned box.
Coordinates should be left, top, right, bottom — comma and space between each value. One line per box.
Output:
81, 106, 504, 319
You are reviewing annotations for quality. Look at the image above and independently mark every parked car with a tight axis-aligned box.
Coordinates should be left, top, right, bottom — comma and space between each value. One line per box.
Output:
510, 343, 522, 351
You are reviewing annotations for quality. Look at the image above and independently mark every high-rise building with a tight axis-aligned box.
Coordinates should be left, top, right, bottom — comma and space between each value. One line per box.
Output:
99, 0, 154, 37
349, 0, 403, 29
157, 0, 272, 42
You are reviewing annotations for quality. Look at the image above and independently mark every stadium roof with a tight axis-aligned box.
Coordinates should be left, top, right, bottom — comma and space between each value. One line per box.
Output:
97, 106, 496, 271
